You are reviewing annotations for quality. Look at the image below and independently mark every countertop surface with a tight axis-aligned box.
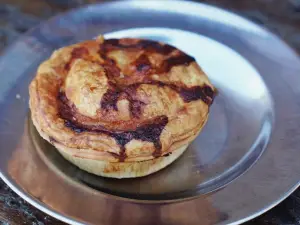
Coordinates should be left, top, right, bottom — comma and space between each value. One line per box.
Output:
1, 0, 300, 224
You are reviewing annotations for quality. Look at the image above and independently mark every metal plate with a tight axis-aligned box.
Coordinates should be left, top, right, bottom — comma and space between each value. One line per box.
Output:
0, 1, 300, 224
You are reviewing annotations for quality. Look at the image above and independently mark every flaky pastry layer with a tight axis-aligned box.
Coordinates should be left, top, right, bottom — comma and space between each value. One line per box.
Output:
29, 36, 216, 163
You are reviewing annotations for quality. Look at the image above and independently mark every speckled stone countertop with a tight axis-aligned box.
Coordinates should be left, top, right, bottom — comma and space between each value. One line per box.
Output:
1, 0, 300, 224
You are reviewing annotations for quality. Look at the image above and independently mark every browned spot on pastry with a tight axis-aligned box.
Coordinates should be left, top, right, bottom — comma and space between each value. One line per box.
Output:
123, 84, 146, 118
179, 85, 215, 105
203, 85, 216, 99
101, 87, 121, 111
57, 91, 76, 122
158, 82, 215, 105
133, 54, 152, 75
101, 39, 175, 55
109, 152, 127, 163
100, 83, 146, 118
158, 54, 195, 74
65, 47, 89, 71
49, 136, 58, 144
107, 116, 169, 160
102, 59, 121, 79
89, 86, 97, 92
163, 152, 172, 157
129, 99, 146, 118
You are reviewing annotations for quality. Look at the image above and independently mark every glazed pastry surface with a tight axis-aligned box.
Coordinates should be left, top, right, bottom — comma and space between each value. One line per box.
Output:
29, 36, 216, 164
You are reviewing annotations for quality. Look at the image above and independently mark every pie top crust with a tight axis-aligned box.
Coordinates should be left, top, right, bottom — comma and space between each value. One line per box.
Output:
29, 36, 216, 162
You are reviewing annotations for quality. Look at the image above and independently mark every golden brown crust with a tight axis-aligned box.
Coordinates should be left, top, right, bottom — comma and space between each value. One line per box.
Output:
29, 36, 216, 165
33, 118, 189, 178
56, 144, 189, 179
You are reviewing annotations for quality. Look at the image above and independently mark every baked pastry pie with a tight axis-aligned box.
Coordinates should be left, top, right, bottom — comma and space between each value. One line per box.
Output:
29, 36, 216, 178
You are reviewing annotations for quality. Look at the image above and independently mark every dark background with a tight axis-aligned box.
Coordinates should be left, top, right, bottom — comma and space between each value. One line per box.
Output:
1, 0, 300, 224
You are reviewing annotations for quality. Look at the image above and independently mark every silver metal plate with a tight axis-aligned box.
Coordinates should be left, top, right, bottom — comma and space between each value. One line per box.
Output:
0, 1, 300, 224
